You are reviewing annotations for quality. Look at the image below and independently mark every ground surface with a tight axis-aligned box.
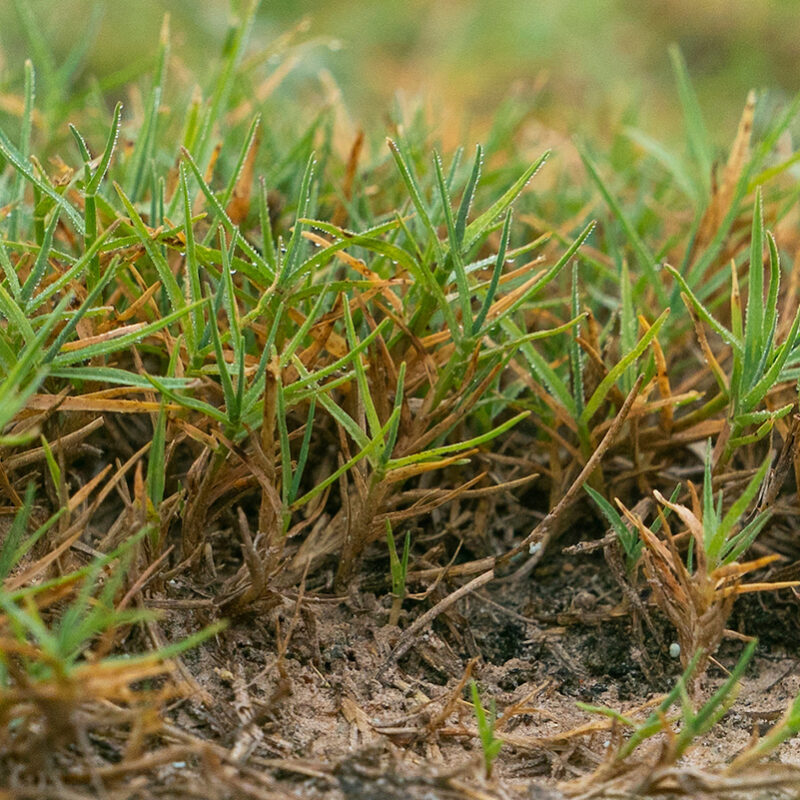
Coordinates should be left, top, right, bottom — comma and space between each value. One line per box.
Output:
115, 507, 800, 800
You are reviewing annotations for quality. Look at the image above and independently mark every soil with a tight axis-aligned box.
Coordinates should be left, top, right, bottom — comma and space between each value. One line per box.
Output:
139, 534, 800, 800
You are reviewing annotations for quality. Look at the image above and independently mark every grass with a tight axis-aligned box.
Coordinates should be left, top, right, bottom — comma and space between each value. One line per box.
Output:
3, 2, 800, 797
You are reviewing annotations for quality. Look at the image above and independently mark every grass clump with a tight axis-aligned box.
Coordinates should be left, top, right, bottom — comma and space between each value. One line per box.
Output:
3, 2, 800, 797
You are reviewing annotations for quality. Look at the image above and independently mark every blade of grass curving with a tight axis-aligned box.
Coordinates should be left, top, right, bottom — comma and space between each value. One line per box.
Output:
730, 685, 800, 770
386, 411, 529, 471
27, 222, 118, 314
208, 297, 238, 427
717, 452, 771, 545
701, 440, 721, 559
37, 260, 116, 361
276, 379, 293, 508
0, 238, 23, 301
0, 289, 72, 415
380, 362, 406, 470
241, 308, 284, 415
463, 151, 549, 252
672, 640, 756, 758
284, 318, 389, 399
742, 306, 800, 412
482, 316, 586, 361
446, 146, 463, 191
580, 308, 669, 427
49, 366, 190, 390
720, 510, 772, 566
0, 282, 34, 344
291, 356, 370, 451
147, 342, 180, 513
145, 373, 228, 424
86, 101, 123, 195
40, 437, 62, 503
278, 286, 336, 369
763, 232, 780, 353
290, 423, 384, 511
80, 103, 122, 288
505, 317, 576, 416
138, 619, 228, 662
473, 209, 511, 336
50, 298, 202, 367
615, 649, 704, 760
666, 265, 743, 354
298, 216, 458, 334
220, 228, 242, 352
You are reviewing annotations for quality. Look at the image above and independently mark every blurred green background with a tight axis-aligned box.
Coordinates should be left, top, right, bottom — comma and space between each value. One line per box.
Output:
0, 0, 797, 144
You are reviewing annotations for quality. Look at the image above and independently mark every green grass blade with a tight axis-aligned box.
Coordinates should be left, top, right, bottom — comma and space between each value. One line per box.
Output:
280, 152, 317, 286
578, 143, 666, 305
434, 151, 472, 331
742, 188, 765, 393
387, 138, 438, 242
114, 182, 186, 313
0, 127, 84, 234
342, 300, 381, 439
180, 147, 273, 282
288, 397, 317, 503
584, 485, 640, 565
669, 43, 713, 199
473, 209, 511, 336
666, 265, 743, 355
50, 298, 202, 367
580, 308, 669, 427
8, 59, 35, 242
86, 101, 124, 195
464, 151, 549, 252
455, 144, 483, 244
386, 411, 529, 470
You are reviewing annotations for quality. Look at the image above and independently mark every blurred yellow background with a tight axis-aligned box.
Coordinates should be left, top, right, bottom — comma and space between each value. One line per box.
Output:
0, 0, 797, 144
